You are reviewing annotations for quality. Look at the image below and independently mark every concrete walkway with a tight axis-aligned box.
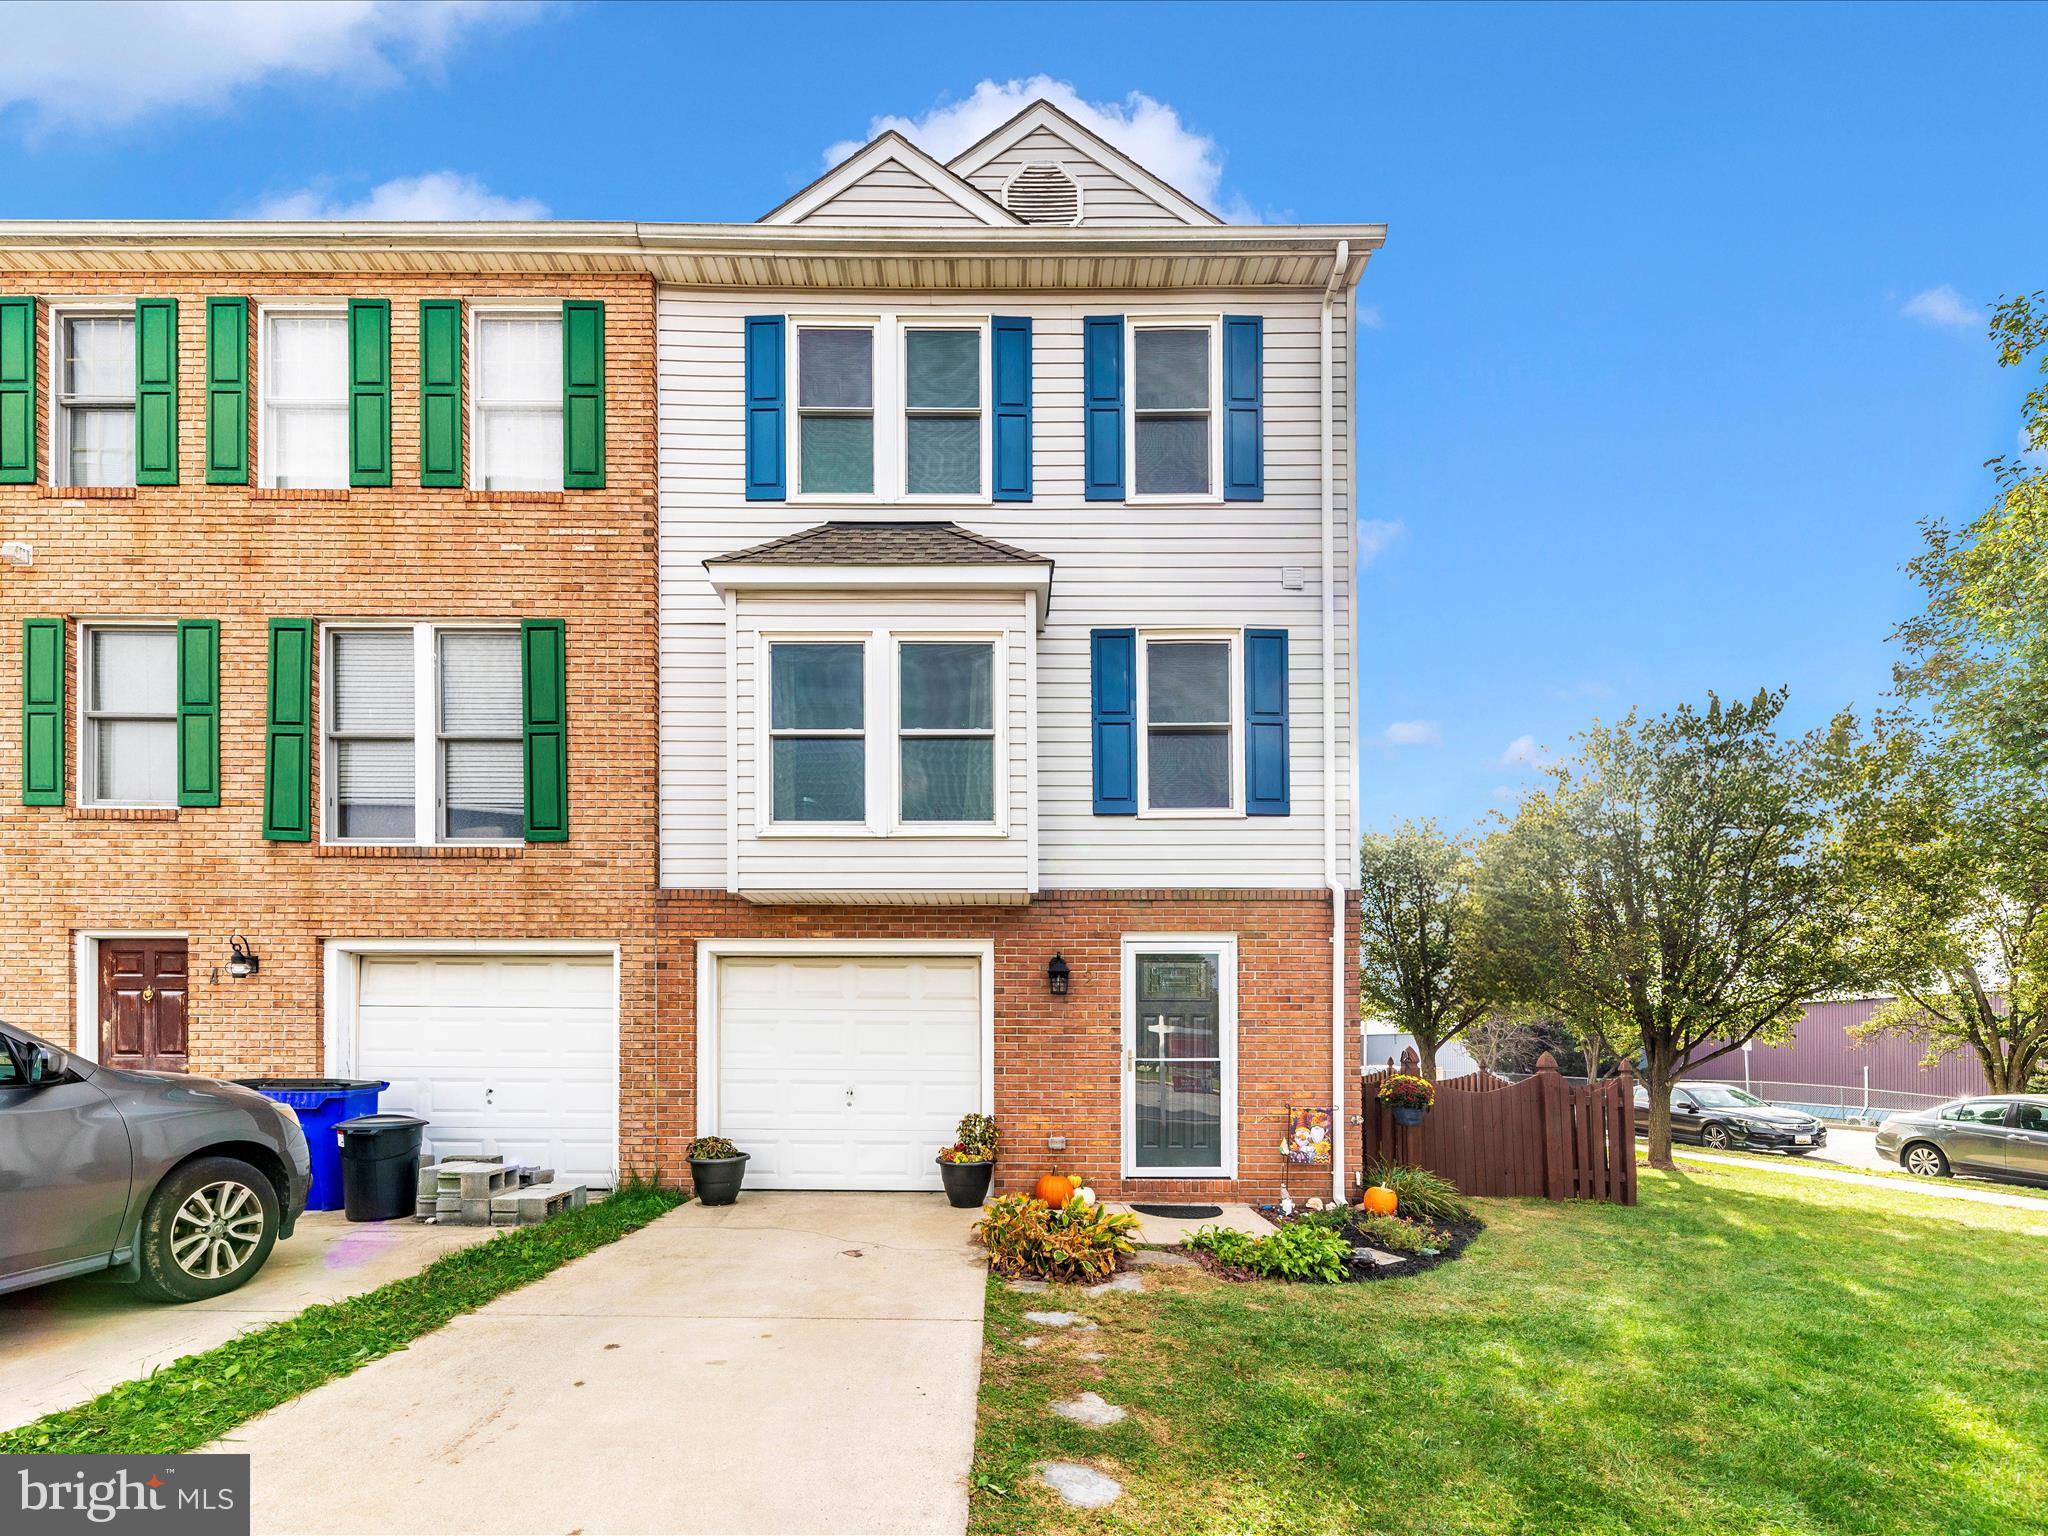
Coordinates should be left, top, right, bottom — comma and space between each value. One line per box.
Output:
213, 1193, 987, 1535
1677, 1148, 2048, 1213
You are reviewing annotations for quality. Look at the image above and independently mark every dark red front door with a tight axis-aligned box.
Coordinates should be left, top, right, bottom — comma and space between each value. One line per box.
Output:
99, 938, 189, 1072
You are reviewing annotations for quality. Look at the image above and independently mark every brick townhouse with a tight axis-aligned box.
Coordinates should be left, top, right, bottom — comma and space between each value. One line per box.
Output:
2, 97, 1378, 1204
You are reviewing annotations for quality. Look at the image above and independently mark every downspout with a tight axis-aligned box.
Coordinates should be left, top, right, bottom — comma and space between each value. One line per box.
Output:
1322, 240, 1349, 1205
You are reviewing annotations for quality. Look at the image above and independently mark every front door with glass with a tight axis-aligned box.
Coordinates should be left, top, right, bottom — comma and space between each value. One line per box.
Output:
1125, 939, 1234, 1177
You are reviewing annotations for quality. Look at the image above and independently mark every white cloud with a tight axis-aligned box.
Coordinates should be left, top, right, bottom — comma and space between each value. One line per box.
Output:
0, 1, 539, 133
1383, 720, 1442, 748
1502, 734, 1558, 769
1900, 285, 1978, 329
1357, 303, 1385, 330
1358, 519, 1403, 568
247, 172, 547, 221
825, 76, 1240, 218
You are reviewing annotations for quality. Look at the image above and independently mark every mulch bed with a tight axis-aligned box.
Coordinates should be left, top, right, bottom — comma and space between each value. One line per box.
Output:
1181, 1209, 1486, 1285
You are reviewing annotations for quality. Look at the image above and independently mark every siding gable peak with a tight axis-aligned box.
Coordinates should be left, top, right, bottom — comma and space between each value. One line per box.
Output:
761, 131, 1021, 227
946, 99, 1224, 227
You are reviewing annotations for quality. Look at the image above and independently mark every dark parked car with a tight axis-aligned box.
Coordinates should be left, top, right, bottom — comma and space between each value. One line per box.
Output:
1633, 1083, 1827, 1152
1875, 1094, 2048, 1186
0, 1022, 309, 1301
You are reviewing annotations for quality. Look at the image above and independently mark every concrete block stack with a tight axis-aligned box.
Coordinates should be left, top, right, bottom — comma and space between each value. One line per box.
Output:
415, 1156, 581, 1226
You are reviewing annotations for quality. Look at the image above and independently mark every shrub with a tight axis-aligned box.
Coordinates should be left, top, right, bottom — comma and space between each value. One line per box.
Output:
686, 1136, 741, 1160
1365, 1160, 1472, 1223
975, 1194, 1137, 1281
1377, 1074, 1436, 1111
1185, 1221, 1351, 1283
941, 1112, 999, 1163
1349, 1212, 1439, 1255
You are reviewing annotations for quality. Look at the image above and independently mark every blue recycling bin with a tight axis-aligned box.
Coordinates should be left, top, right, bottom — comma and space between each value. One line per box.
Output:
235, 1078, 388, 1211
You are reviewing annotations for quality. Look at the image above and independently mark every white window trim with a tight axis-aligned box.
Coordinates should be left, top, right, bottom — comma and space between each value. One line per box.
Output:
1120, 934, 1239, 1180
468, 300, 566, 492
49, 303, 137, 490
321, 619, 523, 849
1125, 313, 1224, 505
257, 300, 348, 491
786, 310, 994, 505
77, 619, 177, 809
754, 626, 1012, 839
1135, 628, 1244, 819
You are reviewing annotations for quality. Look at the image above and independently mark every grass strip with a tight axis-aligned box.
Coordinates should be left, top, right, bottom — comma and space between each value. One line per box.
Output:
1657, 1142, 2048, 1200
0, 1182, 684, 1456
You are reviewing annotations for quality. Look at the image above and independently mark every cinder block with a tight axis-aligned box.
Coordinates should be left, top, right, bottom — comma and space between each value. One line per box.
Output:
489, 1181, 589, 1225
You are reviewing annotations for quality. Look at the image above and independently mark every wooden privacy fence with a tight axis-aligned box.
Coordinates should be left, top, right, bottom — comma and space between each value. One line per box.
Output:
1362, 1049, 1638, 1205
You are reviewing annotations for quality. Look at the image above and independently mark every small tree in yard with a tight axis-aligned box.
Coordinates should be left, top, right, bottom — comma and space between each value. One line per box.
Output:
1835, 290, 2048, 1093
1357, 821, 1499, 1080
1478, 690, 1862, 1169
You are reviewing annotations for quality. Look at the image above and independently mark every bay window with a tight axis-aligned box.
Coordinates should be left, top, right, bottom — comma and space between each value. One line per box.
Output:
1131, 322, 1216, 497
769, 641, 866, 823
56, 312, 135, 488
898, 641, 995, 823
261, 310, 348, 489
474, 311, 564, 491
81, 625, 175, 805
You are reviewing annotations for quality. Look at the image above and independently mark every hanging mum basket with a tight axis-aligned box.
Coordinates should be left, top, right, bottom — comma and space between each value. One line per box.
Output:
1378, 1074, 1435, 1127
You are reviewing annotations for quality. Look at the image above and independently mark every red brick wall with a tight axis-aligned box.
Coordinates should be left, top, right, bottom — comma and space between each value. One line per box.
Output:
0, 270, 661, 1160
655, 889, 1363, 1203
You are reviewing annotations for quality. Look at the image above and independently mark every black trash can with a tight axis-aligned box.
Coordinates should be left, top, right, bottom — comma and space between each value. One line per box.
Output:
334, 1113, 428, 1222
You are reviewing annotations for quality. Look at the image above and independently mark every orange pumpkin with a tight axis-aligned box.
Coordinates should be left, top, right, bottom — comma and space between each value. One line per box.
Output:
1035, 1173, 1073, 1209
1362, 1184, 1400, 1217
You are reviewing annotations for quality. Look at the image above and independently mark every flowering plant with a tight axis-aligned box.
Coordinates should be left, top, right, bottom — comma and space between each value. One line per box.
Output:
938, 1112, 999, 1163
1377, 1075, 1436, 1111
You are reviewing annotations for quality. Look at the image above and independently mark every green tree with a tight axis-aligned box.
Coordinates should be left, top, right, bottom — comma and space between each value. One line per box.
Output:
1478, 690, 1862, 1167
1356, 821, 1494, 1080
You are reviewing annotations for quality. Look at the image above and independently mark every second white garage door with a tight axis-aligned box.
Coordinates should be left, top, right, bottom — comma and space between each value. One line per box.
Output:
351, 953, 617, 1186
715, 954, 983, 1191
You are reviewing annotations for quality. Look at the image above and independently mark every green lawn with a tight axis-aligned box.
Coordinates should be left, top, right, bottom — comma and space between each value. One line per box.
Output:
972, 1162, 2048, 1536
1662, 1141, 2048, 1201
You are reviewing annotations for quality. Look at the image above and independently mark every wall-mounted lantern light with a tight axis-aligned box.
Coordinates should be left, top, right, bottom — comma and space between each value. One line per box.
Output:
227, 934, 260, 979
1047, 952, 1070, 996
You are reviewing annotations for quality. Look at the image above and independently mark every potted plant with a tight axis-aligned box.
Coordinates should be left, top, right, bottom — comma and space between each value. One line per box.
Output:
1378, 1074, 1436, 1127
687, 1135, 749, 1205
936, 1112, 999, 1208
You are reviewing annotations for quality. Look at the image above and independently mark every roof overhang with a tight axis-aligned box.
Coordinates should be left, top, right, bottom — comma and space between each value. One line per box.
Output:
0, 221, 1385, 291
706, 560, 1054, 617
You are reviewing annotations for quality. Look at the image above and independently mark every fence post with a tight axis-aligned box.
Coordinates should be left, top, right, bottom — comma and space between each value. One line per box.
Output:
1535, 1051, 1566, 1199
1615, 1057, 1639, 1205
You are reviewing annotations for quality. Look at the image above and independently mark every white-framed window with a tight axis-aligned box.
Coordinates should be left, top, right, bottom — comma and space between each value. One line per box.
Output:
472, 309, 563, 491
80, 623, 176, 806
767, 639, 867, 824
260, 307, 348, 490
897, 639, 996, 825
1128, 317, 1220, 500
1137, 631, 1240, 815
324, 622, 522, 845
1122, 935, 1238, 1178
53, 309, 135, 489
788, 314, 991, 502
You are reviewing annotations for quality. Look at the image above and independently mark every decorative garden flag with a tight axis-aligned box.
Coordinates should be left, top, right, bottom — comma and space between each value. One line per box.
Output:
1283, 1107, 1332, 1165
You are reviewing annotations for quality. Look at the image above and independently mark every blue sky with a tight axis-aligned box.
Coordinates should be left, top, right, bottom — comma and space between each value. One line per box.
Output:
6, 1, 2042, 832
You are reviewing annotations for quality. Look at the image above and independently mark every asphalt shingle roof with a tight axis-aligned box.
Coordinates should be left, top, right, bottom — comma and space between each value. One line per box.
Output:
707, 521, 1050, 567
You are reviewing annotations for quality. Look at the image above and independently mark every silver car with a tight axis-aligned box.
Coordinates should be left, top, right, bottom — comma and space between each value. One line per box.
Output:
0, 1021, 310, 1301
1875, 1093, 2048, 1187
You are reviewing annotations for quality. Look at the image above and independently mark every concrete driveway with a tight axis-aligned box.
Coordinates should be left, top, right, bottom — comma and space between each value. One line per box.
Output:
214, 1192, 987, 1536
0, 1212, 492, 1433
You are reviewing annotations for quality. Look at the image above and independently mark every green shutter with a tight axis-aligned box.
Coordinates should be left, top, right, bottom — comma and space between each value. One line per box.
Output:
22, 618, 63, 806
134, 297, 179, 485
204, 297, 248, 485
263, 618, 313, 841
562, 300, 605, 488
0, 297, 34, 484
347, 299, 391, 487
520, 618, 568, 842
176, 619, 220, 808
419, 299, 463, 488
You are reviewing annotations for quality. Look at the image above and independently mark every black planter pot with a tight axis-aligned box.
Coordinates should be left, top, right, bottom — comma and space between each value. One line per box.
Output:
937, 1157, 994, 1208
1390, 1105, 1427, 1128
690, 1154, 750, 1205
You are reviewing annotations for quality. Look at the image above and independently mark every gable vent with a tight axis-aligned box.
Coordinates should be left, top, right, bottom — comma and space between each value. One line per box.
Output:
1003, 163, 1081, 226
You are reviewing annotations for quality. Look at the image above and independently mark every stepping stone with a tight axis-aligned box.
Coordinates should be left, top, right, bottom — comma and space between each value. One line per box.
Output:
1351, 1246, 1407, 1267
1020, 1336, 1042, 1349
1085, 1273, 1145, 1296
1051, 1391, 1128, 1427
1078, 1350, 1107, 1362
1023, 1310, 1097, 1331
1132, 1249, 1194, 1269
1038, 1462, 1122, 1510
1006, 1278, 1049, 1293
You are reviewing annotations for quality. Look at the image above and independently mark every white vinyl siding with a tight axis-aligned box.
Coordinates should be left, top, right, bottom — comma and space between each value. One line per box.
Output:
80, 624, 175, 806
791, 159, 991, 226
657, 290, 1356, 893
53, 311, 135, 488
261, 310, 348, 489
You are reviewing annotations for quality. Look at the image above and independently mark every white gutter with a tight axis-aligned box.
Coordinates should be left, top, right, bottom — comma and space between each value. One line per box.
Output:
1322, 239, 1350, 1206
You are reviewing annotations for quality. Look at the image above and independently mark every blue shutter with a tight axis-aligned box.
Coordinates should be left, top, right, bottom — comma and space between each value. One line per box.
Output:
744, 315, 785, 501
1244, 628, 1290, 815
991, 316, 1032, 502
1090, 628, 1137, 815
1223, 315, 1264, 502
1083, 316, 1123, 501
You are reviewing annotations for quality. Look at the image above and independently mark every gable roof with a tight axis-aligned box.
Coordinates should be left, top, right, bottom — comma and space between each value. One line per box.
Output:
760, 131, 1019, 227
946, 100, 1224, 226
708, 521, 1048, 567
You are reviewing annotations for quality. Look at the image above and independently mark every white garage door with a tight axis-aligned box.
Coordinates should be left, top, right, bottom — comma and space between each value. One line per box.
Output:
352, 954, 616, 1186
716, 954, 982, 1191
